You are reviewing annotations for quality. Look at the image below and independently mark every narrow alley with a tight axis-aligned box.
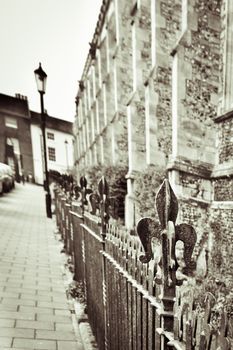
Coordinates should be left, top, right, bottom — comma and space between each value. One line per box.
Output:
0, 184, 84, 350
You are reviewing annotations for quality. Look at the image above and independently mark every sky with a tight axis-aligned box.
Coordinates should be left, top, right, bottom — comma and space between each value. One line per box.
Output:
0, 0, 103, 122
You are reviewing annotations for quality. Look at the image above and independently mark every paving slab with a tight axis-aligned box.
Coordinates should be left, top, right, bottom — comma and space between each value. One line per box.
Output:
0, 184, 84, 349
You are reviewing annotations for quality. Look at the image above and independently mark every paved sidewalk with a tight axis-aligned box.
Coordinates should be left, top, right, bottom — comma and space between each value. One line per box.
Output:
0, 184, 84, 350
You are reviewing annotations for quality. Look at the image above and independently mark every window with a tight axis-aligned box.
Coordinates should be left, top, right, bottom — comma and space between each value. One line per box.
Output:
5, 117, 17, 129
47, 132, 54, 140
6, 137, 20, 155
48, 147, 56, 161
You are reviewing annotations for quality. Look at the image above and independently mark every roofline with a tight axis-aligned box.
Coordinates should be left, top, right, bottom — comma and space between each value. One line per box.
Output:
77, 0, 110, 95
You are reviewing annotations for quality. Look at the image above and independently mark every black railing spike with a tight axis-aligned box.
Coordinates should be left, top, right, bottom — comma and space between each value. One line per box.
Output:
88, 176, 110, 236
98, 176, 110, 237
74, 176, 92, 216
80, 176, 87, 188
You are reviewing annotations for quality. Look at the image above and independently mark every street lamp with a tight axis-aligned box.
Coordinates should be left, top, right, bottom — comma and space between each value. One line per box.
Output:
34, 62, 52, 218
64, 139, 69, 171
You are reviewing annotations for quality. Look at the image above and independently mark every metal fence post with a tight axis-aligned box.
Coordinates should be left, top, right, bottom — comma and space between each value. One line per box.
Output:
137, 179, 197, 349
98, 176, 110, 350
71, 177, 92, 297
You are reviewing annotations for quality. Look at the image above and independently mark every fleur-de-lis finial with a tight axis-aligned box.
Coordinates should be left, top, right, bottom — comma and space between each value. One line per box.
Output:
65, 175, 74, 202
61, 174, 68, 193
98, 176, 110, 235
137, 179, 197, 287
88, 176, 110, 236
74, 176, 92, 215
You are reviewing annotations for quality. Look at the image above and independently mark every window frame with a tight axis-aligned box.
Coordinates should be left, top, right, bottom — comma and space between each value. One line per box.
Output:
5, 116, 18, 129
48, 146, 56, 161
47, 132, 55, 140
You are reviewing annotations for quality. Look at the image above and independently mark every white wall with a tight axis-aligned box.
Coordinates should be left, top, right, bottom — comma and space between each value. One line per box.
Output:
31, 124, 44, 184
30, 124, 74, 185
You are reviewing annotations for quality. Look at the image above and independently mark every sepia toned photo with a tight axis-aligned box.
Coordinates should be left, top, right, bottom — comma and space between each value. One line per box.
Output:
0, 0, 232, 349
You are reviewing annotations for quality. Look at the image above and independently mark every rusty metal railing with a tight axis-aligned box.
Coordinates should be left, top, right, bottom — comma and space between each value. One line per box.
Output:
54, 175, 232, 350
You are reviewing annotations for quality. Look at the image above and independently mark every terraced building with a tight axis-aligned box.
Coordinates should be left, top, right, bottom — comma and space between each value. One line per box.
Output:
73, 0, 232, 287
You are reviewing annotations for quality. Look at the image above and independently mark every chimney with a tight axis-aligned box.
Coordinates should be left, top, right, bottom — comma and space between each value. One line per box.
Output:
15, 93, 28, 101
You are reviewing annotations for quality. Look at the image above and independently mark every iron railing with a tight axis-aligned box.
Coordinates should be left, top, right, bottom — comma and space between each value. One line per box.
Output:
54, 175, 232, 350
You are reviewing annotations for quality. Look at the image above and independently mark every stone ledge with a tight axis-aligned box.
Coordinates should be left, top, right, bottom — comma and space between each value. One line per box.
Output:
170, 30, 192, 57
130, 1, 137, 17
125, 170, 139, 180
95, 86, 101, 98
110, 111, 118, 124
167, 156, 213, 178
126, 90, 137, 106
99, 124, 108, 136
177, 195, 210, 208
214, 108, 233, 123
211, 162, 233, 178
144, 66, 156, 86
210, 201, 233, 210
102, 71, 110, 84
112, 44, 119, 60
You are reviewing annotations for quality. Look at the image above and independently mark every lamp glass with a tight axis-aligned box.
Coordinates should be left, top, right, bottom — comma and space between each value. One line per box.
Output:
34, 63, 47, 93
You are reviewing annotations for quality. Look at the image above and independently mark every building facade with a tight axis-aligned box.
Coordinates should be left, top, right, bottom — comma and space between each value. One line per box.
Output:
73, 0, 233, 287
0, 93, 34, 182
31, 111, 74, 185
0, 93, 74, 185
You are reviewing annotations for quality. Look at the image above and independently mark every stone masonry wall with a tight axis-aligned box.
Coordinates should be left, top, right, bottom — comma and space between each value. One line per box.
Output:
209, 207, 233, 289
113, 0, 132, 166
218, 0, 226, 109
179, 171, 212, 201
214, 177, 233, 201
168, 0, 225, 284
117, 0, 133, 106
185, 1, 220, 124
74, 0, 232, 286
180, 201, 233, 290
178, 198, 210, 244
153, 0, 182, 160
174, 0, 221, 164
218, 116, 233, 164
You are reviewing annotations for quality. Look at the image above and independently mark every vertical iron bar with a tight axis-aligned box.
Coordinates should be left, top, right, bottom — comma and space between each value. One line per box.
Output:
40, 91, 51, 218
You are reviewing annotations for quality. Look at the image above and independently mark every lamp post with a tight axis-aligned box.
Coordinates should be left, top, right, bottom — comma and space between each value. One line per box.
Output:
64, 139, 69, 171
34, 63, 52, 218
